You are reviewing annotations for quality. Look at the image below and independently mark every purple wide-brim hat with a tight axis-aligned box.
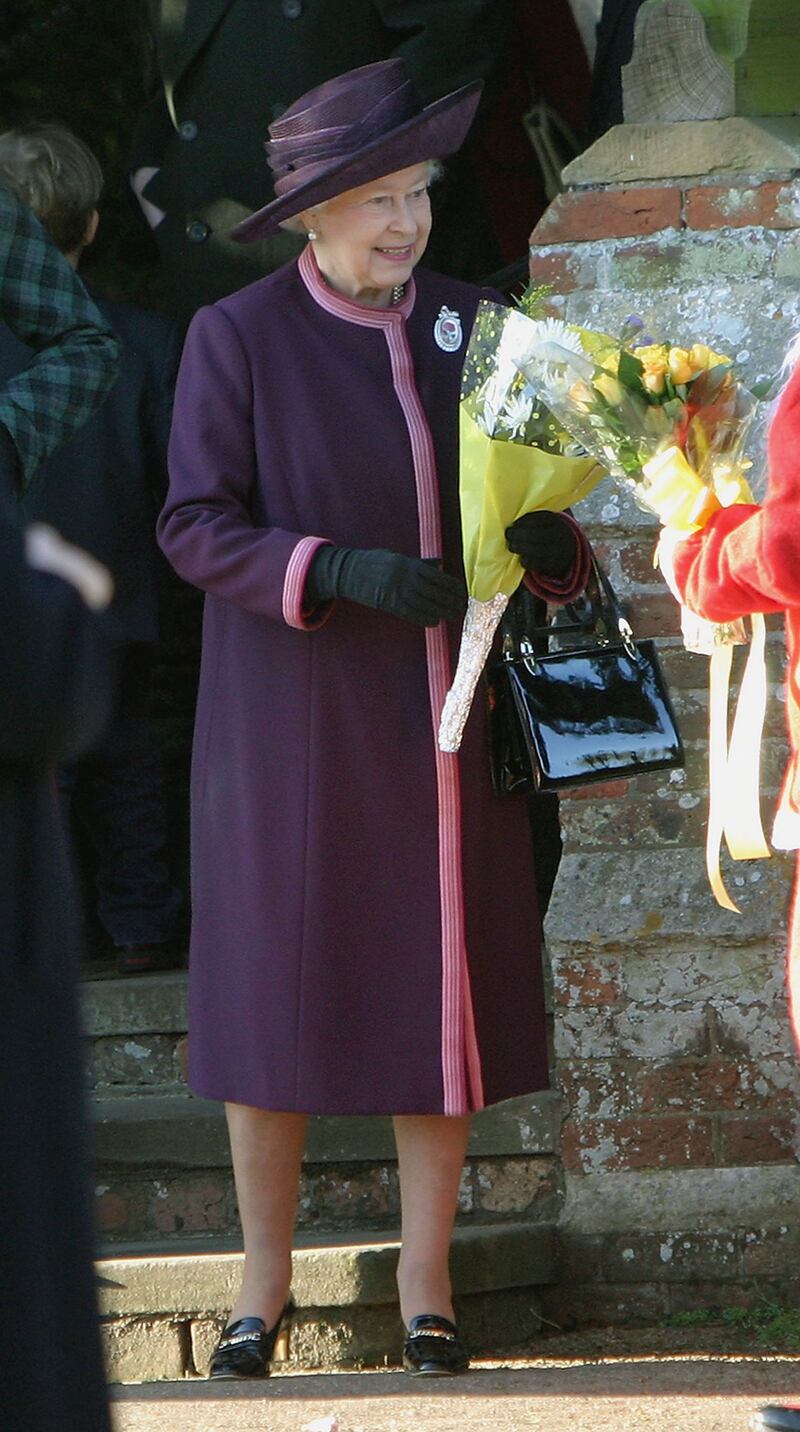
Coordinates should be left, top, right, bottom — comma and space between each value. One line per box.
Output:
230, 58, 482, 244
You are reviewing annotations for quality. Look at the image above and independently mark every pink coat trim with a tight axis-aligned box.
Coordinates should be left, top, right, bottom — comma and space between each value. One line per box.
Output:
298, 244, 484, 1114
282, 535, 332, 629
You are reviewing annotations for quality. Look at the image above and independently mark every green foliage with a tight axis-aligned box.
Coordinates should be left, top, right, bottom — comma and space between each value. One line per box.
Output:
617, 348, 645, 392
668, 1298, 800, 1346
514, 282, 554, 320
0, 1, 162, 304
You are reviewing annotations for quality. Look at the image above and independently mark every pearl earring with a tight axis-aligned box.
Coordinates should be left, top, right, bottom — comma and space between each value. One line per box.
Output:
307, 227, 317, 242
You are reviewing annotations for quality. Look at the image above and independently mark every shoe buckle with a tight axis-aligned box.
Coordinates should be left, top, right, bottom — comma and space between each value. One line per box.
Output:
218, 1329, 263, 1351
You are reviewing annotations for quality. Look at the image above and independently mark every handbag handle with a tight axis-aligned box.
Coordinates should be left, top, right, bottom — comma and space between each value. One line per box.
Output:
502, 555, 636, 661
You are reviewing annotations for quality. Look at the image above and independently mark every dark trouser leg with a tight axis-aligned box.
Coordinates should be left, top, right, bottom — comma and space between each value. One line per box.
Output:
68, 643, 184, 948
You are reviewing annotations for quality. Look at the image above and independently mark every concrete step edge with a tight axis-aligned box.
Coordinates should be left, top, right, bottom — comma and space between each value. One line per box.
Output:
91, 1091, 561, 1166
96, 1220, 557, 1318
82, 971, 188, 1037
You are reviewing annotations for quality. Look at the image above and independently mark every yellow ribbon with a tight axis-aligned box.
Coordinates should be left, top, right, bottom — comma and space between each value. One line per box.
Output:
647, 447, 769, 911
705, 615, 770, 913
642, 446, 720, 531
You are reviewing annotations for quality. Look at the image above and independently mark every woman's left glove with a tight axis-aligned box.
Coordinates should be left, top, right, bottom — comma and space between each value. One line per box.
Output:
305, 545, 467, 626
505, 510, 577, 577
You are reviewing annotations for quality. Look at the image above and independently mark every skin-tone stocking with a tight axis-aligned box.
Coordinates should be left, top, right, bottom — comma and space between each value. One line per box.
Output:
393, 1113, 471, 1326
224, 1104, 307, 1329
224, 1106, 469, 1333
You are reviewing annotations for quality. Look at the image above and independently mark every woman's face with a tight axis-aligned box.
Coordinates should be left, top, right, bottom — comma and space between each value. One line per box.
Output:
303, 163, 433, 308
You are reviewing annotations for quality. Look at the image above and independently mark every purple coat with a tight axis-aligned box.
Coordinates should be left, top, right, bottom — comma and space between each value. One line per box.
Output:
159, 249, 586, 1116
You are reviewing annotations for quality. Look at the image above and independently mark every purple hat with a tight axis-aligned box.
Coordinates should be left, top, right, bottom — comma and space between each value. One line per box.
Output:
230, 58, 482, 244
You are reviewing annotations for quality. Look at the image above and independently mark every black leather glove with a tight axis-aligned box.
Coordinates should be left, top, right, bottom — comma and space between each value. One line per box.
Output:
505, 510, 577, 578
306, 546, 467, 627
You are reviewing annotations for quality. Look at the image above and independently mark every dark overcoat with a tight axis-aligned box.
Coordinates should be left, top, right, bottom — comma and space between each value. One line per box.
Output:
131, 0, 506, 316
159, 252, 588, 1116
586, 0, 646, 140
0, 491, 111, 1432
0, 296, 181, 642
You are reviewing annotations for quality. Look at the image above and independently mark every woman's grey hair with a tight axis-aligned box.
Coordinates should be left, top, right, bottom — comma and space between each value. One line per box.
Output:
0, 122, 103, 254
279, 159, 444, 236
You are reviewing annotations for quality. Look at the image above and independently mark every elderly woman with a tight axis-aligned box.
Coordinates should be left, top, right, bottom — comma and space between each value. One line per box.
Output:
158, 58, 590, 1379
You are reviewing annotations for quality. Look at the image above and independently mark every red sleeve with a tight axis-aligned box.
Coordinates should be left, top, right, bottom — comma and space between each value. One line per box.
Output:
673, 365, 800, 620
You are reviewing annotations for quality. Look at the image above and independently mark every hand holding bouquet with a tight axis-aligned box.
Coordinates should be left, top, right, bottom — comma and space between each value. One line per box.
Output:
437, 301, 603, 752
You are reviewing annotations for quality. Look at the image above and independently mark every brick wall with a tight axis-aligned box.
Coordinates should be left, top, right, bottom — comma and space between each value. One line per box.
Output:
529, 163, 800, 1324
530, 179, 800, 303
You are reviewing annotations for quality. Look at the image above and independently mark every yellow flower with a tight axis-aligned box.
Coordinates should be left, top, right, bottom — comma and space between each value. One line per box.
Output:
668, 347, 693, 385
594, 371, 625, 406
635, 344, 669, 396
599, 349, 620, 374
688, 342, 711, 369
635, 343, 669, 367
688, 342, 730, 370
568, 378, 594, 406
643, 368, 666, 395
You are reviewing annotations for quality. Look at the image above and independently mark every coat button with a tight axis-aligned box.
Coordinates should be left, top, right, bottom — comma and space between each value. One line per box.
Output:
282, 0, 303, 16
186, 220, 211, 243
179, 119, 198, 141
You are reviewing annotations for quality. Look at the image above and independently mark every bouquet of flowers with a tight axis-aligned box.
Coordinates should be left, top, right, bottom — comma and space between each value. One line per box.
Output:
513, 314, 771, 911
512, 315, 758, 652
437, 300, 603, 752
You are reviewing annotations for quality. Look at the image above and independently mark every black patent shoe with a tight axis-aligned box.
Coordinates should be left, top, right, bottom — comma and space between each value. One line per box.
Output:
402, 1314, 470, 1377
208, 1304, 292, 1380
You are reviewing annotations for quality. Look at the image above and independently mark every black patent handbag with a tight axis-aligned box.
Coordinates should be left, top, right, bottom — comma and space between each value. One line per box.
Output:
487, 558, 685, 794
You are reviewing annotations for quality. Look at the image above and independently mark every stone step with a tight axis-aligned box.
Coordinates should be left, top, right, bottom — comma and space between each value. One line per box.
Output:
91, 1092, 563, 1243
82, 971, 188, 1094
97, 1220, 557, 1383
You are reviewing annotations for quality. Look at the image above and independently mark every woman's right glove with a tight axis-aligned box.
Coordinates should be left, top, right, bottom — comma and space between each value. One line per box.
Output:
306, 545, 467, 627
505, 510, 577, 577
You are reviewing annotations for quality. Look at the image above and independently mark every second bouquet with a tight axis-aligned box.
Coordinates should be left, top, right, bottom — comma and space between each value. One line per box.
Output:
512, 313, 771, 911
512, 315, 759, 651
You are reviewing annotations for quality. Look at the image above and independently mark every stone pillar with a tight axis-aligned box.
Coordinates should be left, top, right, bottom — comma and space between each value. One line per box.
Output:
529, 119, 800, 1324
656, 0, 800, 115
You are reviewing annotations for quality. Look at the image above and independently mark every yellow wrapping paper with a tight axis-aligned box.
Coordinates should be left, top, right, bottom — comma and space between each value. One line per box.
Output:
459, 407, 604, 600
437, 412, 605, 753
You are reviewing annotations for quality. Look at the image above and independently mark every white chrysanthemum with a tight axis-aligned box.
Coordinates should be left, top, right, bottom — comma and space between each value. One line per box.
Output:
503, 388, 534, 437
520, 318, 592, 399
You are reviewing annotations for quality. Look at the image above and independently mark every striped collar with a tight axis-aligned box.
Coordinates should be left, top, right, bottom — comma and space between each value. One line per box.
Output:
298, 244, 416, 328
